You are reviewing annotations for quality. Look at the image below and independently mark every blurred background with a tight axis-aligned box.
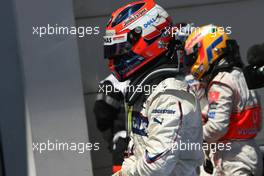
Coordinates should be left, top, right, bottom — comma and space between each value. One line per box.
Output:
0, 0, 263, 176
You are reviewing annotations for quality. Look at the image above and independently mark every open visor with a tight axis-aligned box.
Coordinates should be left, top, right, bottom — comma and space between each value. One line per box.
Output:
104, 33, 132, 58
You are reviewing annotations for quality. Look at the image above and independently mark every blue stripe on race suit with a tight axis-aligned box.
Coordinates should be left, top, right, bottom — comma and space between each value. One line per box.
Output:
206, 36, 223, 62
145, 150, 165, 164
132, 112, 149, 136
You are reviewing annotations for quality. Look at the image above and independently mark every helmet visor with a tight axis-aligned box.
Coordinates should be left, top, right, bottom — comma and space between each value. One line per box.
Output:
104, 34, 132, 58
184, 52, 198, 67
184, 43, 199, 67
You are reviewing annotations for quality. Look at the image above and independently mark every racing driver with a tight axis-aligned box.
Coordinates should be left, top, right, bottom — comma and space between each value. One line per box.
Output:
103, 0, 204, 175
184, 24, 263, 176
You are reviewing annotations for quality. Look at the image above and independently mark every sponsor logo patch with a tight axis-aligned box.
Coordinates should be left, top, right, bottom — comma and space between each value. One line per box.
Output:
152, 109, 176, 114
124, 8, 148, 27
209, 91, 220, 102
153, 117, 164, 125
143, 18, 156, 28
132, 112, 149, 136
207, 111, 216, 118
145, 150, 164, 163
